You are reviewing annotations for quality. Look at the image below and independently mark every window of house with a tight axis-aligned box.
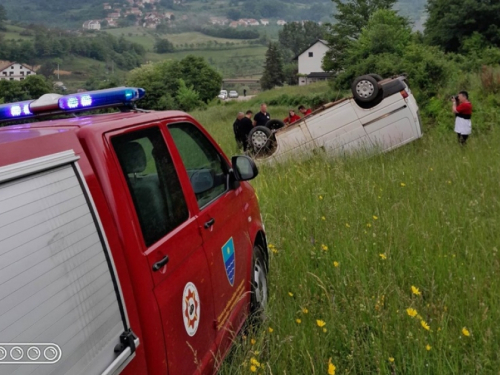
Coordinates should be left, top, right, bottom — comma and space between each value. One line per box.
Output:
20, 71, 24, 76
27, 72, 31, 75
9, 72, 13, 76
308, 52, 313, 57
112, 126, 189, 247
10, 66, 14, 69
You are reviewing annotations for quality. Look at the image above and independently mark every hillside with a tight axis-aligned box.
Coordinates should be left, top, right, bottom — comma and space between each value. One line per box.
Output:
2, 0, 427, 29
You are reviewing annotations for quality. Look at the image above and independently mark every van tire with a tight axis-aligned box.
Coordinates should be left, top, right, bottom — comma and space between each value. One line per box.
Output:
369, 73, 383, 82
250, 245, 268, 318
352, 75, 380, 103
248, 126, 272, 152
265, 119, 285, 130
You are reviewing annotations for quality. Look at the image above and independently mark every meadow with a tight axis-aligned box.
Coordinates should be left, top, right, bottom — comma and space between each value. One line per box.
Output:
190, 83, 500, 374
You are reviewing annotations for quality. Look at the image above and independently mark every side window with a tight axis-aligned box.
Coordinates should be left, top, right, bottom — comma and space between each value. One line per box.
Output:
168, 123, 228, 208
112, 126, 188, 247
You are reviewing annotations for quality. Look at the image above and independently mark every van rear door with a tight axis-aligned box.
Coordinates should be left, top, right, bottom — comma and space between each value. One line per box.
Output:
0, 150, 139, 375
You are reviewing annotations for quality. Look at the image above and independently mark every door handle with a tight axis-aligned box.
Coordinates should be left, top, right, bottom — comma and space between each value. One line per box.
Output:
152, 255, 169, 272
204, 218, 215, 229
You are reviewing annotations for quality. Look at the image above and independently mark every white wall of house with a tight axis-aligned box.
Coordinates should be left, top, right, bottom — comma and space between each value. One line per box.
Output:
298, 41, 329, 76
0, 64, 36, 81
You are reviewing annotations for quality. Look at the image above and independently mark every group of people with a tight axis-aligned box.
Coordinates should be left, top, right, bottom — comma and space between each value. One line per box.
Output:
233, 103, 312, 151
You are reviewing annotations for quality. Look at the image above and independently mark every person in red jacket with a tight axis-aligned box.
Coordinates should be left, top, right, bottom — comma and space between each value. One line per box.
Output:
298, 105, 312, 116
283, 109, 301, 125
452, 91, 472, 145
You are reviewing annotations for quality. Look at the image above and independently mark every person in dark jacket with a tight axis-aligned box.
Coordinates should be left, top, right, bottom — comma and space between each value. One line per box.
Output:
233, 112, 245, 149
239, 110, 254, 151
253, 103, 271, 126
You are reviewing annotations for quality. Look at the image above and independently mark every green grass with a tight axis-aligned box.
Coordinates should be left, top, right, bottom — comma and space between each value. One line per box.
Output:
189, 86, 500, 374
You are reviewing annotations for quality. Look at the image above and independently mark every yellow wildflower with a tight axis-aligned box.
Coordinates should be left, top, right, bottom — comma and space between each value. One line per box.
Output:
462, 327, 470, 337
406, 308, 418, 318
373, 215, 378, 220
250, 365, 257, 372
250, 358, 261, 368
421, 320, 430, 331
268, 327, 273, 333
388, 357, 394, 363
316, 320, 326, 328
411, 286, 421, 296
426, 344, 431, 351
319, 195, 324, 200
250, 338, 256, 345
400, 182, 406, 187
288, 292, 294, 297
367, 223, 372, 228
321, 244, 328, 251
321, 216, 326, 221
333, 261, 339, 268
302, 307, 309, 314
323, 328, 327, 333
296, 319, 302, 324
328, 358, 336, 375
345, 223, 350, 228
379, 253, 387, 260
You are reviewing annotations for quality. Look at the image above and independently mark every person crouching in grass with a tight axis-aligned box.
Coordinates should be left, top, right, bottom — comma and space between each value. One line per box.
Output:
452, 91, 472, 145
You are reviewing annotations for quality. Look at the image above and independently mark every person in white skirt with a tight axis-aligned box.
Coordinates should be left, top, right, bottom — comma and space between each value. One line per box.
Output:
452, 91, 472, 145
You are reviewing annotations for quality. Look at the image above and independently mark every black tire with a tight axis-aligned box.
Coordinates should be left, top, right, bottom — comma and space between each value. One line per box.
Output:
352, 75, 380, 103
248, 126, 272, 152
368, 73, 383, 82
380, 78, 406, 99
265, 119, 285, 130
250, 245, 268, 317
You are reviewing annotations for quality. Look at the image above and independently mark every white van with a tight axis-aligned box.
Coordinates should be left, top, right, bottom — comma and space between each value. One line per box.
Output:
248, 75, 423, 162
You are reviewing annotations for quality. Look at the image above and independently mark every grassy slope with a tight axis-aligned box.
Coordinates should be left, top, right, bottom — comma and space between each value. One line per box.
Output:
190, 84, 500, 374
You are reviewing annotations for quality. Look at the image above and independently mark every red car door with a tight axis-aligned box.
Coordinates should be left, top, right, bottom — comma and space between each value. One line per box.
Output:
167, 122, 253, 352
109, 125, 217, 375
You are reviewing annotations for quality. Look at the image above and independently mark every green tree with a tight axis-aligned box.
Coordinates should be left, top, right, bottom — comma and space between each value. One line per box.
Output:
322, 0, 397, 73
278, 21, 325, 57
260, 42, 285, 90
425, 0, 500, 52
154, 38, 175, 53
38, 61, 58, 78
176, 79, 203, 111
0, 5, 7, 31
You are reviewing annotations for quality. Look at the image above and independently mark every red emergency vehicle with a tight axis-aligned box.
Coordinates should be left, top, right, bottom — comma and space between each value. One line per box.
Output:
0, 87, 269, 375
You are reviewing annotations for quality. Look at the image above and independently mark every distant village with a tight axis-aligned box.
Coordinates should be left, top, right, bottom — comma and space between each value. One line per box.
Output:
82, 0, 296, 31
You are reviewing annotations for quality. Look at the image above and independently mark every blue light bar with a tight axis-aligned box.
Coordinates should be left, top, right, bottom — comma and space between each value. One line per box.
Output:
0, 87, 146, 123
58, 87, 145, 111
0, 100, 35, 122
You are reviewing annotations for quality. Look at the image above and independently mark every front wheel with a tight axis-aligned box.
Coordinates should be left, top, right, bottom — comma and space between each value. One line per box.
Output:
250, 245, 268, 317
352, 75, 380, 103
248, 125, 272, 151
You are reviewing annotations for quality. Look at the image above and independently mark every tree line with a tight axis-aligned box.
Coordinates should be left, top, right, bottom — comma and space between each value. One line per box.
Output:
0, 27, 146, 70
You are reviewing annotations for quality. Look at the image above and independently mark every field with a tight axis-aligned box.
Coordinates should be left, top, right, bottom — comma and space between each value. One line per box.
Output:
189, 84, 500, 374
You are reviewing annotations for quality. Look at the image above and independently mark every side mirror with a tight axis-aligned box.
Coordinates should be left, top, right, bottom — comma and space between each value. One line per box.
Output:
189, 169, 215, 194
231, 155, 259, 181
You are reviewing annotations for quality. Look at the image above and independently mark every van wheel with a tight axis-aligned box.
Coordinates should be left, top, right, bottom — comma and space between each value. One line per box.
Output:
368, 73, 383, 82
249, 126, 272, 151
265, 119, 285, 130
352, 75, 380, 103
250, 245, 268, 317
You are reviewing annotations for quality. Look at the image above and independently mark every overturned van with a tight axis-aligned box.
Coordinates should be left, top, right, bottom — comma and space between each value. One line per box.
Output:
248, 74, 423, 162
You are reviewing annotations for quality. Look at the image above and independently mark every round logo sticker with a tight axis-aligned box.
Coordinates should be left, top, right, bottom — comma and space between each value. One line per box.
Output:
182, 282, 200, 337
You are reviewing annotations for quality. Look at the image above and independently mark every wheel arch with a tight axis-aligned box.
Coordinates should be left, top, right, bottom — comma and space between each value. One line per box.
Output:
253, 230, 269, 272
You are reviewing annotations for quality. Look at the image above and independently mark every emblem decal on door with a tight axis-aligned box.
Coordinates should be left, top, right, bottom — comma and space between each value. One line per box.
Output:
222, 237, 236, 286
182, 282, 200, 336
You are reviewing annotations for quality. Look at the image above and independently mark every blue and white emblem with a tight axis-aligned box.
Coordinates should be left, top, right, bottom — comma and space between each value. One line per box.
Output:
222, 238, 235, 286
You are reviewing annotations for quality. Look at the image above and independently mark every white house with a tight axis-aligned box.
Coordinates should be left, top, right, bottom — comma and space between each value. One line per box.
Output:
0, 62, 37, 81
83, 20, 102, 30
276, 20, 286, 26
260, 19, 269, 26
295, 39, 331, 86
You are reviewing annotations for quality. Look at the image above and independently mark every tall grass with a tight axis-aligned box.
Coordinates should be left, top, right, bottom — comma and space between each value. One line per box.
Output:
190, 82, 500, 374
